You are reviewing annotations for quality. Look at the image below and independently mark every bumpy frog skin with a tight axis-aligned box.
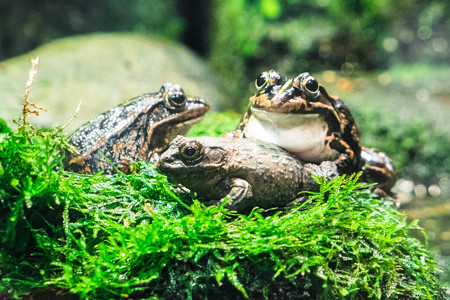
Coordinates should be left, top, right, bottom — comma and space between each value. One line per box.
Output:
65, 83, 209, 174
234, 70, 396, 196
157, 136, 339, 212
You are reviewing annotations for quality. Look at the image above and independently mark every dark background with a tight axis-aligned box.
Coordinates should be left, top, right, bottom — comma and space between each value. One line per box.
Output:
1, 0, 449, 95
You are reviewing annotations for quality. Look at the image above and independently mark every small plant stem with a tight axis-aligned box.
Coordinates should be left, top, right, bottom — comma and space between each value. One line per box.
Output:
21, 56, 47, 129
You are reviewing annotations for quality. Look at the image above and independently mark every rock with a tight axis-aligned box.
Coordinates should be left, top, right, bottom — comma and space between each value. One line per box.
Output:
0, 33, 233, 133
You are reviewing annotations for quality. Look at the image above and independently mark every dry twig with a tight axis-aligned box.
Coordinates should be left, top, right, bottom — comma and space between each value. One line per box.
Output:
21, 56, 47, 127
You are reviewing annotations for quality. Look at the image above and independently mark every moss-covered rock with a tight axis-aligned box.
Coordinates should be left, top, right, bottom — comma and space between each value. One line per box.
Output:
0, 33, 234, 133
0, 116, 446, 299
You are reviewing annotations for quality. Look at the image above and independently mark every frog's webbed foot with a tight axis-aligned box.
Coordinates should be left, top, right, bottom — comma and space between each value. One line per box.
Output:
218, 178, 252, 211
224, 129, 244, 138
148, 151, 160, 164
361, 163, 396, 198
369, 186, 399, 207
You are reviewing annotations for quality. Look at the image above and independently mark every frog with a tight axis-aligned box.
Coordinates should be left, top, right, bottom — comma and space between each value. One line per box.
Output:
64, 82, 209, 174
360, 148, 397, 198
232, 70, 396, 196
157, 135, 339, 212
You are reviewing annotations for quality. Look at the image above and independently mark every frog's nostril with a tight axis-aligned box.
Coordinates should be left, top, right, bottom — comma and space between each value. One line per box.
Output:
160, 154, 174, 164
157, 156, 172, 173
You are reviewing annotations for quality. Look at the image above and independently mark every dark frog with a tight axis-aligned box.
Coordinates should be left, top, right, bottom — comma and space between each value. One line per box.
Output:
233, 70, 396, 196
65, 83, 209, 174
158, 136, 339, 212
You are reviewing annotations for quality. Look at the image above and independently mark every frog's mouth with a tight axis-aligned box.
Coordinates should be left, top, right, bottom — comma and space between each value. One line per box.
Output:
166, 114, 205, 136
179, 97, 210, 124
251, 97, 322, 114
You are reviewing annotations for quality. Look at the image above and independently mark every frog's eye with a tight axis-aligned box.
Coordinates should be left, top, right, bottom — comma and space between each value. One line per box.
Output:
255, 70, 282, 91
304, 76, 319, 94
161, 83, 187, 110
255, 73, 271, 91
163, 91, 187, 109
179, 141, 204, 162
293, 73, 320, 98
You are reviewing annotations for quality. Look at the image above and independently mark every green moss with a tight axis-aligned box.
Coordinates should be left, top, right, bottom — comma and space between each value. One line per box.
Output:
0, 118, 445, 299
0, 119, 11, 134
187, 111, 241, 137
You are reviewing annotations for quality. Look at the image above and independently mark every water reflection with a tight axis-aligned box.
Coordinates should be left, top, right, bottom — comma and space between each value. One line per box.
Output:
397, 177, 450, 203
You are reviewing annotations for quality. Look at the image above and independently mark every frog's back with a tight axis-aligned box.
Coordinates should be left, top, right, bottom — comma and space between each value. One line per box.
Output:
68, 93, 157, 154
64, 94, 159, 173
224, 138, 305, 208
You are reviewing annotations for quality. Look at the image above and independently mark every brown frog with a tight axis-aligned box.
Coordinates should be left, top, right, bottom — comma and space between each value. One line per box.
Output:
157, 135, 339, 212
65, 83, 209, 174
233, 70, 396, 196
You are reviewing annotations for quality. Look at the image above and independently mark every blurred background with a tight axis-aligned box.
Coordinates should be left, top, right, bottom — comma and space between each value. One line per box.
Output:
0, 0, 449, 291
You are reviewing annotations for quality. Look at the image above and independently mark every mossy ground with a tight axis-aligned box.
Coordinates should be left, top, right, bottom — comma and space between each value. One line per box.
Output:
0, 112, 445, 299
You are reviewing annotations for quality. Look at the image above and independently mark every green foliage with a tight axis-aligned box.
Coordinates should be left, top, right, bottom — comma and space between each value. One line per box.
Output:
0, 118, 11, 134
208, 0, 376, 95
0, 120, 444, 299
0, 122, 69, 295
209, 0, 450, 98
344, 66, 450, 185
355, 107, 450, 184
261, 0, 281, 19
0, 124, 66, 252
0, 121, 191, 296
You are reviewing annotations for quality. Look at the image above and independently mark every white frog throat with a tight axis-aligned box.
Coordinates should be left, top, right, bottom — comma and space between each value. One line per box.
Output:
245, 108, 339, 163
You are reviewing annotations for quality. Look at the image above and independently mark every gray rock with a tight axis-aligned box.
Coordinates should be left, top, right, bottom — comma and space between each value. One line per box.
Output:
0, 33, 233, 133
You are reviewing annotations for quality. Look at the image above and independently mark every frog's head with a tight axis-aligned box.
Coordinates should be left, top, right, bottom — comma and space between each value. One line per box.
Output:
148, 83, 210, 154
158, 82, 209, 120
250, 70, 335, 113
157, 136, 228, 187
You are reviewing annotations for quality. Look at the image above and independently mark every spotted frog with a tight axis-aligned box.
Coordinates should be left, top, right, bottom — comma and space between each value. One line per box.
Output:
65, 83, 209, 174
234, 70, 396, 196
158, 136, 339, 212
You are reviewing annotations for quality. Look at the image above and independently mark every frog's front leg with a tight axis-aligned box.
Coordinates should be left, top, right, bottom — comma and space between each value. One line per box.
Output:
210, 178, 252, 211
313, 104, 358, 173
326, 133, 357, 173
224, 129, 244, 138
225, 107, 251, 138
